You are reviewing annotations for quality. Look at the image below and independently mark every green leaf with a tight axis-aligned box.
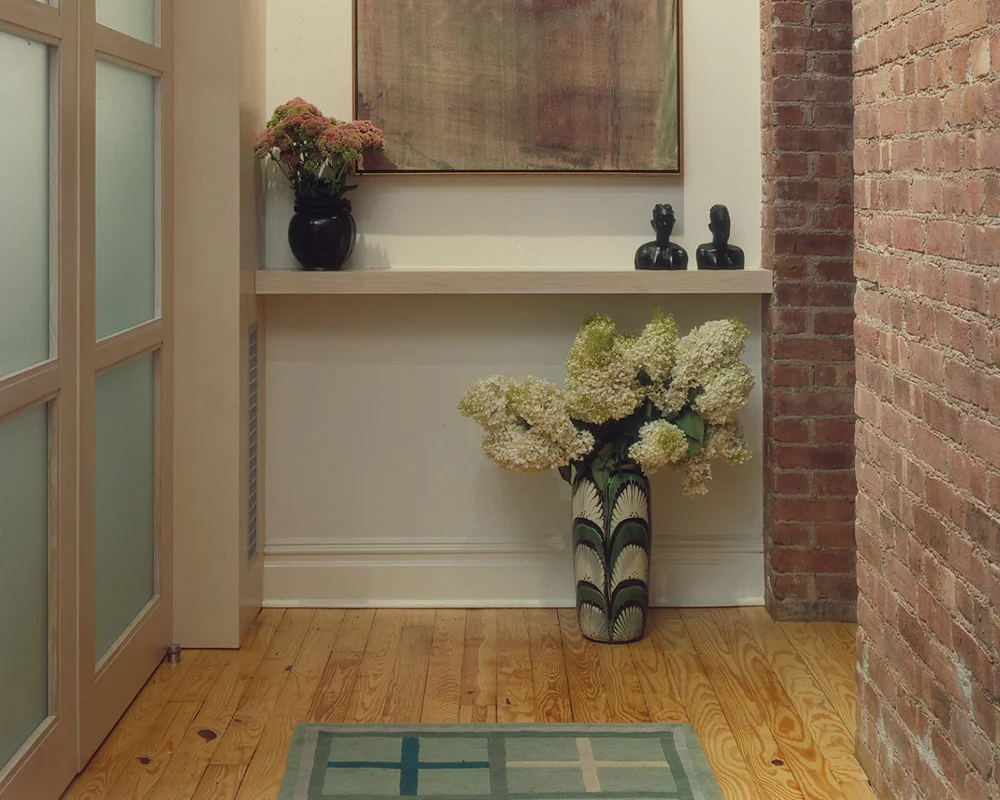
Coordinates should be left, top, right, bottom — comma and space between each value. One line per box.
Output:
558, 465, 572, 484
675, 410, 705, 443
592, 463, 610, 493
687, 438, 703, 458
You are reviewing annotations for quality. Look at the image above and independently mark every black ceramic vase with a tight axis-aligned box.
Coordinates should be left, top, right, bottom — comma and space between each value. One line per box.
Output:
288, 198, 356, 271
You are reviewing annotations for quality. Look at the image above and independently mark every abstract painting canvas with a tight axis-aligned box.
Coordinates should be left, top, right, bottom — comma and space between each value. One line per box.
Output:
354, 0, 682, 173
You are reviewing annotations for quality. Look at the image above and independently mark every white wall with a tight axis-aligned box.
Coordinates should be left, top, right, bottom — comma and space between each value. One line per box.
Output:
261, 0, 766, 606
263, 0, 763, 269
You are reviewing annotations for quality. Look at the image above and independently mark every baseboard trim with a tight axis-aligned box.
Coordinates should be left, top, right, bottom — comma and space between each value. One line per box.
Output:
262, 547, 765, 608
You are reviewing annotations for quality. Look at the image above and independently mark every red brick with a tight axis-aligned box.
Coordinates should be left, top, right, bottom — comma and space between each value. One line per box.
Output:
926, 220, 965, 259
945, 270, 989, 314
908, 8, 945, 52
945, 0, 989, 39
965, 226, 1000, 267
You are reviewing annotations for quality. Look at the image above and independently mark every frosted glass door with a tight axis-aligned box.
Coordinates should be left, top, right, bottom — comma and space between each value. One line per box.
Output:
94, 354, 156, 661
0, 406, 49, 768
95, 61, 156, 340
96, 0, 156, 44
0, 31, 51, 377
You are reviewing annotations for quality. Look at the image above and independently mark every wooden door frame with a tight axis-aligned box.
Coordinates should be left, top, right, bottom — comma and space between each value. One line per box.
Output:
76, 0, 174, 764
0, 1, 79, 797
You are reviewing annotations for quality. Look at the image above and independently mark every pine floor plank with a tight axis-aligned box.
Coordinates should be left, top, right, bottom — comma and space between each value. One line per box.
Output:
66, 607, 871, 800
738, 608, 867, 791
211, 609, 315, 766
349, 609, 412, 723
235, 610, 346, 800
704, 609, 844, 800
833, 623, 858, 660
171, 650, 234, 703
458, 704, 496, 723
840, 778, 879, 800
308, 609, 376, 722
190, 765, 247, 800
381, 612, 436, 723
193, 610, 285, 733
60, 657, 194, 800
460, 609, 498, 720
496, 609, 535, 722
628, 630, 687, 723
708, 609, 842, 800
527, 609, 572, 723
557, 608, 611, 722
420, 609, 467, 724
104, 701, 200, 800
594, 639, 651, 722
143, 611, 283, 800
648, 610, 762, 800
681, 609, 807, 800
781, 622, 858, 733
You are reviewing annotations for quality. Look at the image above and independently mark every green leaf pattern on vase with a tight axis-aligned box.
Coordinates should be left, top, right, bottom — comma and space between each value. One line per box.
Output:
572, 463, 651, 644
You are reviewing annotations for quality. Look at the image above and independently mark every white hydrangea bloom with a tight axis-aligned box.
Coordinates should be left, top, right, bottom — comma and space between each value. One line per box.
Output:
673, 422, 752, 495
628, 420, 688, 475
459, 314, 753, 490
693, 362, 755, 425
564, 316, 643, 424
662, 318, 753, 414
458, 375, 512, 429
505, 377, 595, 462
679, 455, 713, 496
459, 375, 594, 475
706, 422, 752, 464
630, 312, 680, 410
631, 311, 679, 384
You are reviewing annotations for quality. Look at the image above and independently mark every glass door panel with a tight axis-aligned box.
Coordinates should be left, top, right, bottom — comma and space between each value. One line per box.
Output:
0, 31, 51, 377
94, 352, 155, 662
0, 405, 49, 769
95, 60, 156, 340
96, 0, 155, 44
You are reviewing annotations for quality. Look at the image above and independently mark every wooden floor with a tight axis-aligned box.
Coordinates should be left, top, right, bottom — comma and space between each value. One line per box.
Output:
62, 608, 875, 800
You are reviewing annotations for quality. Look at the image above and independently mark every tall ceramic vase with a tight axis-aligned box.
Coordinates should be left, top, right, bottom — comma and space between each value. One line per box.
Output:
572, 463, 651, 644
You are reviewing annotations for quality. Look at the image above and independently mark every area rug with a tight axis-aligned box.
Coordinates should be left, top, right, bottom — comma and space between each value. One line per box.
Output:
278, 723, 724, 799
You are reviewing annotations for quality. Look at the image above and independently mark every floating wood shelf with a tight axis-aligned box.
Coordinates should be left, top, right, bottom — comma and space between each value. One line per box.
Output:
255, 268, 774, 295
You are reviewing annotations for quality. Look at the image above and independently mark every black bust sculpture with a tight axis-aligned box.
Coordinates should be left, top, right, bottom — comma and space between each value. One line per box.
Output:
696, 205, 745, 270
635, 204, 688, 271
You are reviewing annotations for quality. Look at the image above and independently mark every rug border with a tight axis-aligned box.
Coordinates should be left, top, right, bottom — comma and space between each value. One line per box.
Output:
278, 723, 724, 800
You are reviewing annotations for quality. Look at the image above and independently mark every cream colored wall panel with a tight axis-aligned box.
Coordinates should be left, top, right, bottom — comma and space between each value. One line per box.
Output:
173, 0, 265, 647
263, 0, 763, 270
263, 295, 763, 605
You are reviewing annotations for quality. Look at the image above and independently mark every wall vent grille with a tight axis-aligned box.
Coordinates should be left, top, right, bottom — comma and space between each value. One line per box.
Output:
247, 323, 259, 566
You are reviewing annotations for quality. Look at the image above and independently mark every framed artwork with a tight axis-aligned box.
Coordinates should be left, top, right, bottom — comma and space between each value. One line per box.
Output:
354, 0, 682, 174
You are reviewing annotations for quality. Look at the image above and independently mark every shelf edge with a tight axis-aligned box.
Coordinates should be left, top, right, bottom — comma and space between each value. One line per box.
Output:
255, 268, 775, 296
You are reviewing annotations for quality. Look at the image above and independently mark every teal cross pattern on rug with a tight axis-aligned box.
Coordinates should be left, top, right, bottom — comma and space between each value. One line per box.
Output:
278, 724, 724, 800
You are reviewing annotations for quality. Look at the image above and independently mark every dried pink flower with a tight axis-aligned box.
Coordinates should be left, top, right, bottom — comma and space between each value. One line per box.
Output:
255, 97, 386, 202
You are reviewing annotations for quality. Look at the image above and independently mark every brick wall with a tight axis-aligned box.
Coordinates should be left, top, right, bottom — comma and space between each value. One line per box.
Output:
761, 0, 858, 620
853, 1, 1000, 798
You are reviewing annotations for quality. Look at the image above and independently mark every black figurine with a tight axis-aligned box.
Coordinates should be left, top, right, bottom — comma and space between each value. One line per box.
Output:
696, 205, 745, 270
635, 204, 688, 271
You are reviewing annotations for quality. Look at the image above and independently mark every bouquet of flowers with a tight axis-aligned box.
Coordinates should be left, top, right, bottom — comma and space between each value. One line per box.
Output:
254, 97, 385, 204
459, 313, 754, 496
